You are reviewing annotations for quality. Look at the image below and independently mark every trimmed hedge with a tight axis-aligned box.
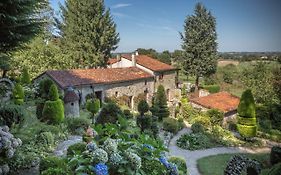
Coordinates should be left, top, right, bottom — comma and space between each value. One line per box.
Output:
138, 100, 149, 115
49, 84, 59, 101
237, 117, 256, 126
42, 99, 64, 124
137, 115, 152, 132
12, 83, 24, 105
163, 117, 180, 134
86, 98, 100, 116
237, 124, 257, 138
202, 85, 220, 93
191, 122, 205, 133
238, 89, 256, 118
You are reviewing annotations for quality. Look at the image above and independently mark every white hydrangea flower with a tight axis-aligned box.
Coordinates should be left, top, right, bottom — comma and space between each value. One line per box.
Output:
126, 151, 141, 170
92, 148, 108, 163
103, 138, 117, 154
109, 152, 123, 166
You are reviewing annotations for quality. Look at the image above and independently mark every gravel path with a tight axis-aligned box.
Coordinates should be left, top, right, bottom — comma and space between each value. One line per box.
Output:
168, 126, 270, 175
54, 135, 82, 157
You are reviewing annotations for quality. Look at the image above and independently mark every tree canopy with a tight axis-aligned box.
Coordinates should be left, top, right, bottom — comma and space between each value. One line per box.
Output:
59, 0, 119, 68
181, 3, 218, 91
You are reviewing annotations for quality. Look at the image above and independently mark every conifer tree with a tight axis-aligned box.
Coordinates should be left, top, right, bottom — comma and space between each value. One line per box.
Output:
60, 0, 120, 68
21, 68, 31, 85
181, 3, 218, 92
154, 85, 170, 120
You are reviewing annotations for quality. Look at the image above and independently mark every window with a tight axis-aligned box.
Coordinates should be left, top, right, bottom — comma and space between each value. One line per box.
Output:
71, 102, 74, 106
159, 73, 164, 80
115, 91, 118, 97
145, 80, 147, 85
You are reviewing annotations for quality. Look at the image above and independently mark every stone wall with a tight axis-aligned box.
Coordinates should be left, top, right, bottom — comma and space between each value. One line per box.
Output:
154, 71, 177, 101
65, 101, 80, 117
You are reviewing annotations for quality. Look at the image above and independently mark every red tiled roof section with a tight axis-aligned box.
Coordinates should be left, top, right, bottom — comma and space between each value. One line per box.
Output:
108, 58, 118, 64
121, 54, 176, 72
190, 92, 240, 113
46, 67, 153, 88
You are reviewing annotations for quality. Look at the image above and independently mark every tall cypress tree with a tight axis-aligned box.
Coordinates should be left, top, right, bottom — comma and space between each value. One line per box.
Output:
181, 3, 218, 92
60, 0, 120, 68
0, 0, 48, 53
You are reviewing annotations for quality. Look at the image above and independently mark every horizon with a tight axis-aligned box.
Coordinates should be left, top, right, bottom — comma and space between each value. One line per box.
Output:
50, 0, 281, 53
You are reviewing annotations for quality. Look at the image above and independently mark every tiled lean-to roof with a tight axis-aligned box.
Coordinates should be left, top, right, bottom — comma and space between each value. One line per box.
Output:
190, 92, 240, 113
44, 67, 153, 88
121, 54, 177, 72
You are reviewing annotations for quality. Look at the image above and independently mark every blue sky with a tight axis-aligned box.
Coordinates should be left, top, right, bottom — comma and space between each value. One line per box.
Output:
50, 0, 281, 52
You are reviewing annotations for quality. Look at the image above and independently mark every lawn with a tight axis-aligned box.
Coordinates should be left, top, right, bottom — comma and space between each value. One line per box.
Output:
197, 153, 270, 175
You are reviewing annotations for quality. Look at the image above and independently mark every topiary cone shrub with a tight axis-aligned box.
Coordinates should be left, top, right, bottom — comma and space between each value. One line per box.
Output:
12, 83, 24, 105
42, 85, 64, 124
21, 67, 31, 85
237, 89, 257, 138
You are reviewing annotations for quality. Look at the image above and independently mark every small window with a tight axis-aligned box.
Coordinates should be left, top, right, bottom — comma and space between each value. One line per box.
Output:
71, 102, 74, 106
115, 91, 118, 97
159, 73, 164, 80
145, 80, 147, 85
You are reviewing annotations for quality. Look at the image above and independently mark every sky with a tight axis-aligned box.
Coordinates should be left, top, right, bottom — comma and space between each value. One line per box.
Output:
50, 0, 281, 53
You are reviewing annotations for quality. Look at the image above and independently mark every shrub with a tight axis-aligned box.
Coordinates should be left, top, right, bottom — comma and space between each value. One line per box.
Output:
270, 146, 281, 165
38, 79, 54, 100
86, 98, 100, 116
190, 115, 211, 128
202, 85, 220, 93
65, 117, 91, 135
123, 109, 133, 119
181, 84, 187, 96
41, 168, 68, 175
268, 163, 281, 175
191, 122, 205, 133
36, 131, 54, 146
36, 101, 45, 120
153, 85, 170, 120
204, 75, 216, 85
176, 133, 213, 150
42, 99, 64, 124
207, 109, 224, 126
168, 157, 188, 175
137, 115, 152, 132
163, 117, 180, 134
96, 102, 123, 125
142, 158, 167, 175
67, 142, 86, 157
12, 83, 24, 105
138, 100, 149, 115
223, 71, 233, 84
237, 89, 257, 138
0, 104, 25, 127
39, 156, 68, 173
21, 68, 31, 85
48, 84, 59, 101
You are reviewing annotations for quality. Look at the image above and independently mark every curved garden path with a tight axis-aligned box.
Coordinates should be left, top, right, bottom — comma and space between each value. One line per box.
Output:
168, 126, 271, 175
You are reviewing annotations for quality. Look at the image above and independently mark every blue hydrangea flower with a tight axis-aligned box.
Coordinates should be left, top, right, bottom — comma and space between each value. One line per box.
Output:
159, 156, 170, 168
93, 163, 108, 175
168, 163, 179, 175
86, 141, 98, 151
143, 144, 154, 150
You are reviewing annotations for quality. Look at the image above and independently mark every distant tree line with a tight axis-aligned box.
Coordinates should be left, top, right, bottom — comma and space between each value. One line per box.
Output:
219, 52, 281, 62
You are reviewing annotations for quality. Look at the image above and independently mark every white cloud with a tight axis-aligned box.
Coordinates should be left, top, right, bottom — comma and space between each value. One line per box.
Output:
112, 12, 127, 18
111, 3, 132, 9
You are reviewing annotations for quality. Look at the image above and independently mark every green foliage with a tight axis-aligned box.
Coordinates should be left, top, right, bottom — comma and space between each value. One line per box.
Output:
202, 85, 220, 93
39, 156, 68, 173
0, 104, 25, 127
60, 0, 120, 68
176, 133, 214, 150
13, 83, 24, 105
204, 75, 216, 85
36, 101, 45, 120
96, 102, 123, 125
268, 163, 281, 175
38, 79, 55, 100
191, 122, 205, 133
270, 146, 281, 165
272, 67, 281, 102
65, 117, 91, 135
67, 142, 86, 157
168, 157, 188, 175
36, 131, 54, 146
42, 99, 64, 124
86, 98, 100, 116
153, 85, 170, 120
142, 158, 167, 175
123, 109, 133, 119
237, 117, 256, 125
21, 68, 31, 85
163, 117, 181, 134
0, 0, 48, 53
207, 109, 224, 126
0, 54, 11, 78
181, 3, 218, 89
222, 70, 233, 84
48, 84, 59, 101
237, 124, 257, 138
190, 115, 211, 128
137, 115, 152, 132
41, 168, 69, 175
181, 84, 187, 96
137, 100, 149, 115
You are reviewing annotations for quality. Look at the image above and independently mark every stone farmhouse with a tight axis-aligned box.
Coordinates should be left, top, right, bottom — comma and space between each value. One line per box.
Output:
34, 52, 178, 109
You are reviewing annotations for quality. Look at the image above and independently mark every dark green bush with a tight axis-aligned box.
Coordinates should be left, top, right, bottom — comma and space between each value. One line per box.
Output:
142, 158, 167, 175
48, 84, 59, 101
223, 71, 233, 84
86, 98, 100, 116
38, 79, 54, 100
207, 109, 224, 126
138, 100, 149, 115
168, 157, 188, 175
65, 117, 91, 135
153, 85, 170, 120
96, 102, 123, 125
204, 75, 216, 85
12, 83, 24, 105
268, 163, 281, 175
0, 104, 25, 127
39, 156, 68, 173
163, 117, 179, 134
67, 142, 86, 157
202, 85, 220, 93
191, 122, 205, 133
258, 119, 272, 131
137, 115, 152, 132
21, 68, 31, 85
176, 133, 213, 150
190, 115, 211, 128
42, 99, 64, 124
41, 168, 68, 175
270, 146, 281, 165
36, 131, 54, 146
123, 109, 133, 118
36, 101, 45, 120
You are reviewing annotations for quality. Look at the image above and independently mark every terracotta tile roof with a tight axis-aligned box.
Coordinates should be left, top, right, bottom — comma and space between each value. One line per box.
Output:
190, 92, 240, 113
108, 58, 118, 64
64, 90, 79, 103
45, 67, 153, 88
121, 54, 176, 72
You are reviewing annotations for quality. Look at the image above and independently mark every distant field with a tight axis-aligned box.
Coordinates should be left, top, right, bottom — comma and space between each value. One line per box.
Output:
217, 60, 239, 67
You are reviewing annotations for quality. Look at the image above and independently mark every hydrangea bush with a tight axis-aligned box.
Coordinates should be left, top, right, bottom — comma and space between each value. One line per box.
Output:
0, 126, 22, 174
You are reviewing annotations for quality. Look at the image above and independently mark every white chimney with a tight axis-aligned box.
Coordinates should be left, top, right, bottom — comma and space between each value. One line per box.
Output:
135, 51, 139, 56
116, 54, 121, 61
132, 54, 136, 67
